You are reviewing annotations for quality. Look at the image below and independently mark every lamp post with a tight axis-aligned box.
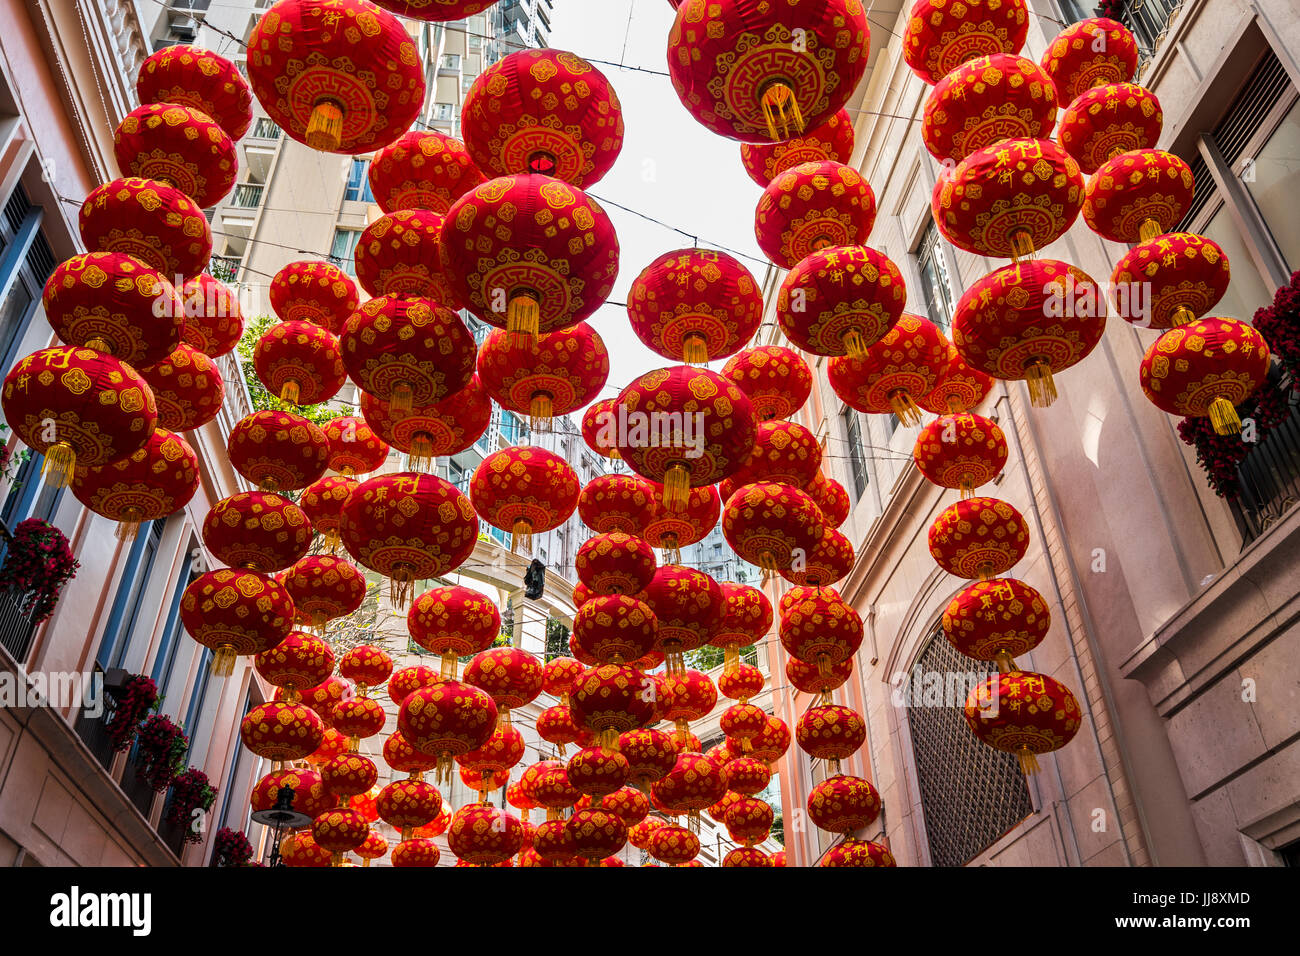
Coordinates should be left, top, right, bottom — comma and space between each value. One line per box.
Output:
251, 786, 311, 867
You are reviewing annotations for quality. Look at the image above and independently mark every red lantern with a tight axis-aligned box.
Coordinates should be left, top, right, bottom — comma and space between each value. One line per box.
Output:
788, 655, 853, 701
382, 731, 439, 778
255, 630, 335, 697
180, 273, 244, 358
1041, 17, 1139, 107
359, 376, 492, 470
71, 428, 198, 539
368, 129, 485, 214
933, 138, 1084, 259
723, 481, 825, 574
719, 662, 765, 702
478, 322, 609, 429
796, 703, 867, 762
928, 496, 1030, 579
619, 730, 677, 790
281, 554, 367, 629
391, 838, 441, 867
660, 668, 718, 745
353, 209, 455, 305
43, 252, 183, 367
576, 534, 657, 597
648, 823, 700, 865
252, 767, 332, 819
538, 704, 584, 755
202, 491, 313, 572
903, 0, 1029, 85
312, 807, 369, 864
331, 696, 386, 742
354, 829, 388, 865
725, 419, 822, 493
581, 398, 622, 460
922, 54, 1057, 164
725, 796, 774, 846
470, 446, 580, 552
578, 474, 655, 535
1059, 82, 1163, 174
520, 759, 580, 818
641, 483, 720, 561
722, 345, 812, 422
269, 260, 358, 334
822, 838, 897, 867
321, 753, 379, 798
1139, 316, 1271, 435
779, 587, 863, 674
280, 830, 332, 868
388, 665, 438, 707
136, 45, 253, 140
441, 173, 620, 336
808, 773, 881, 834
240, 701, 324, 760
113, 103, 237, 209
246, 0, 425, 154
628, 249, 763, 364
725, 755, 772, 796
299, 475, 356, 549
368, 0, 499, 23
448, 804, 523, 865
806, 473, 851, 529
339, 472, 478, 605
667, 0, 871, 142
463, 646, 544, 728
253, 320, 346, 406
543, 656, 585, 700
398, 680, 498, 781
953, 259, 1108, 407
1110, 233, 1229, 330
778, 526, 855, 588
918, 340, 995, 415
755, 161, 876, 269
567, 808, 627, 862
463, 49, 624, 187
339, 644, 394, 693
566, 747, 630, 799
642, 565, 722, 674
408, 585, 500, 679
1083, 148, 1195, 244
227, 409, 329, 492
943, 577, 1050, 670
965, 669, 1082, 772
829, 314, 949, 426
778, 245, 906, 359
570, 664, 657, 748
572, 593, 659, 668
140, 343, 224, 433
79, 177, 211, 281
912, 412, 1008, 496
711, 582, 772, 674
652, 752, 727, 822
460, 724, 526, 797
320, 416, 390, 476
724, 846, 772, 867
740, 108, 855, 187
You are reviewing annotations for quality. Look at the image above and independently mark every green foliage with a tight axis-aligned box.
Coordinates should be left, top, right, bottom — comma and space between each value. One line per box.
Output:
235, 314, 349, 427
545, 616, 571, 662
683, 643, 757, 672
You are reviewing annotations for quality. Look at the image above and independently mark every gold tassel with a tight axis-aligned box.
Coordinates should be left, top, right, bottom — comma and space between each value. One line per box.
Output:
546, 807, 561, 822
498, 707, 513, 732
440, 651, 458, 681
258, 476, 280, 493
741, 735, 753, 753
436, 751, 454, 785
977, 561, 994, 582
1024, 359, 1058, 408
210, 645, 236, 677
1169, 305, 1195, 328
674, 718, 690, 748
760, 81, 804, 140
85, 335, 113, 353
995, 650, 1015, 674
507, 292, 540, 339
362, 858, 371, 867
330, 852, 344, 867
946, 395, 964, 414
115, 506, 143, 541
306, 100, 344, 152
320, 526, 340, 554
1009, 229, 1035, 262
888, 390, 923, 427
1138, 218, 1161, 243
598, 726, 619, 752
511, 517, 532, 553
960, 476, 974, 499
41, 442, 76, 488
724, 645, 740, 675
1018, 747, 1041, 775
663, 642, 685, 677
391, 382, 413, 418
1208, 396, 1241, 436
281, 686, 301, 703
280, 379, 301, 405
529, 392, 554, 432
662, 462, 690, 512
662, 532, 681, 565
390, 567, 415, 609
409, 433, 434, 472
842, 328, 867, 360
682, 332, 708, 365
687, 808, 702, 834
816, 654, 831, 678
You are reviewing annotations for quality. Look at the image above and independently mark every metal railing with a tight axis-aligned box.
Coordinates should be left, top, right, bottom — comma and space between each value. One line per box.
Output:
1230, 371, 1300, 545
208, 254, 240, 284
229, 183, 264, 209
250, 116, 281, 139
0, 519, 38, 664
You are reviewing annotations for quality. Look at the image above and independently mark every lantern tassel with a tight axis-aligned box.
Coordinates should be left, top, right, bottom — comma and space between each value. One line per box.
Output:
842, 328, 867, 360
507, 292, 540, 340
498, 707, 513, 733
1009, 229, 1036, 262
760, 81, 804, 140
529, 392, 554, 432
115, 507, 143, 541
436, 751, 455, 785
674, 718, 690, 748
409, 433, 434, 472
817, 654, 831, 678
391, 382, 414, 418
306, 100, 344, 152
511, 518, 532, 553
662, 462, 690, 512
724, 645, 740, 675
888, 390, 923, 427
741, 735, 753, 753
1018, 748, 1041, 775
1208, 397, 1241, 436
210, 645, 236, 677
1024, 359, 1058, 408
960, 475, 975, 499
598, 727, 618, 751
1138, 218, 1162, 243
440, 650, 458, 681
41, 442, 76, 488
390, 567, 415, 609
1170, 305, 1195, 328
663, 641, 685, 677
662, 532, 681, 565
321, 526, 341, 554
682, 332, 708, 365
995, 650, 1016, 673
280, 379, 301, 405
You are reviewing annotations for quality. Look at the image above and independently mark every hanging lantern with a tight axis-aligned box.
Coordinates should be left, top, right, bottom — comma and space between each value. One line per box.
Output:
660, 669, 718, 747
725, 419, 822, 493
543, 656, 585, 703
779, 588, 863, 676
79, 178, 211, 282
281, 554, 367, 629
755, 161, 876, 269
340, 295, 476, 417
567, 747, 631, 798
912, 412, 1008, 496
627, 249, 763, 364
202, 491, 313, 572
570, 664, 657, 749
398, 680, 498, 782
441, 172, 620, 337
808, 773, 880, 835
391, 838, 441, 867
1083, 148, 1194, 244
368, 129, 486, 214
652, 751, 728, 828
254, 630, 335, 699
359, 376, 492, 471
140, 343, 225, 433
113, 103, 237, 209
725, 756, 772, 796
725, 796, 774, 846
581, 398, 622, 460
722, 345, 812, 422
917, 341, 995, 415
723, 847, 772, 867
464, 646, 544, 731
1041, 17, 1139, 108
928, 496, 1029, 579
538, 704, 584, 755
576, 534, 657, 598
1110, 233, 1230, 330
382, 730, 439, 780
42, 252, 183, 367
719, 661, 765, 703
330, 695, 387, 746
647, 822, 700, 865
463, 48, 624, 187
301, 677, 350, 729
827, 313, 949, 425
710, 582, 772, 674
320, 416, 390, 476
478, 322, 609, 430
299, 475, 356, 550
240, 700, 324, 760
459, 723, 526, 800
2, 346, 156, 486
788, 654, 853, 702
338, 472, 478, 605
353, 209, 456, 305
1059, 82, 1163, 174
641, 483, 720, 563
740, 108, 855, 187
965, 670, 1082, 772
280, 830, 332, 868
227, 409, 329, 492
269, 261, 358, 335
70, 428, 198, 539
339, 644, 394, 695
903, 0, 1029, 85
312, 807, 369, 866
778, 527, 855, 588
953, 259, 1108, 407
619, 729, 677, 789
531, 819, 579, 865
182, 568, 295, 676
796, 703, 867, 766
251, 767, 333, 819
407, 585, 500, 679
778, 245, 907, 359
806, 473, 851, 529
246, 0, 425, 153
616, 365, 757, 510
822, 839, 897, 867
1139, 316, 1271, 436
136, 45, 252, 140
253, 320, 346, 406
722, 481, 824, 575
470, 446, 580, 552
922, 54, 1058, 164
943, 577, 1050, 671
354, 830, 388, 866
388, 664, 438, 707
578, 474, 655, 535
642, 565, 722, 675
666, 0, 871, 142
321, 753, 379, 798
567, 808, 627, 864
368, 0, 499, 23
180, 273, 244, 358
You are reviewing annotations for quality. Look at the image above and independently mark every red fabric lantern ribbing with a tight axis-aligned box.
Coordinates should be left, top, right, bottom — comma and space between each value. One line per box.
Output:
329, 698, 386, 745
725, 419, 822, 492
470, 446, 580, 552
383, 730, 439, 777
933, 138, 1084, 259
722, 481, 824, 574
627, 249, 763, 364
943, 577, 1050, 670
965, 670, 1082, 772
247, 0, 425, 154
822, 839, 897, 867
136, 45, 253, 141
377, 778, 442, 836
1041, 17, 1139, 108
918, 341, 995, 415
641, 483, 720, 560
477, 322, 609, 429
725, 755, 772, 796
953, 259, 1108, 407
43, 252, 183, 367
912, 412, 1008, 496
928, 496, 1029, 579
368, 0, 499, 22
353, 210, 456, 305
388, 665, 438, 707
903, 0, 1029, 85
828, 313, 949, 425
312, 807, 369, 862
725, 796, 774, 846
113, 103, 237, 209
660, 668, 718, 744
581, 398, 622, 460
538, 705, 584, 755
181, 567, 295, 675
778, 245, 907, 358
653, 752, 727, 820
180, 273, 244, 358
667, 0, 871, 143
1139, 316, 1271, 436
711, 581, 772, 674
299, 475, 356, 548
240, 701, 324, 760
253, 320, 346, 405
398, 679, 498, 782
227, 409, 329, 492
70, 428, 198, 539
391, 838, 441, 867
576, 534, 657, 597
270, 261, 358, 335
642, 565, 722, 674
922, 54, 1057, 164
809, 772, 881, 834
202, 491, 313, 572
569, 664, 657, 748
282, 554, 367, 629
440, 172, 620, 336
807, 473, 851, 529
619, 728, 678, 788
1082, 148, 1195, 244
780, 587, 863, 674
407, 585, 500, 679
255, 631, 335, 696
740, 108, 855, 187
321, 753, 379, 798
722, 345, 812, 421
140, 343, 224, 433
755, 161, 876, 269
796, 703, 867, 761
252, 768, 333, 819
360, 375, 492, 469
463, 48, 624, 188
368, 129, 486, 215
338, 472, 478, 605
464, 647, 544, 726
1110, 233, 1230, 330
320, 416, 390, 476
1059, 82, 1163, 174
778, 526, 855, 588
578, 474, 655, 535
79, 178, 211, 282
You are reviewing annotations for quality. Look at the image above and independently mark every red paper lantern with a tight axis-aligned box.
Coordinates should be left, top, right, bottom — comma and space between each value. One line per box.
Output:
1041, 17, 1139, 108
331, 696, 386, 742
796, 703, 867, 761
470, 446, 580, 551
725, 419, 822, 492
255, 630, 335, 696
448, 804, 523, 865
280, 831, 332, 868
912, 412, 1008, 496
667, 0, 871, 142
789, 655, 853, 700
740, 108, 855, 187
755, 161, 876, 269
202, 491, 313, 572
240, 701, 324, 760
246, 0, 425, 154
360, 376, 492, 469
281, 554, 367, 628
725, 796, 774, 846
368, 129, 485, 214
398, 679, 498, 781
807, 473, 851, 528
321, 753, 379, 798
538, 704, 584, 755
653, 751, 727, 820
928, 496, 1030, 579
568, 807, 627, 862
520, 759, 580, 816
719, 662, 765, 702
113, 103, 237, 209
269, 260, 358, 334
407, 585, 500, 679
543, 656, 585, 700
391, 838, 441, 867
723, 481, 825, 574
180, 273, 244, 358
570, 664, 657, 748
779, 587, 863, 674
355, 829, 388, 864
903, 0, 1029, 85
252, 768, 333, 819
136, 45, 253, 140
642, 565, 722, 674
181, 568, 295, 675
808, 773, 880, 834
463, 646, 544, 726
619, 729, 677, 788
382, 731, 439, 777
79, 177, 211, 281
581, 398, 622, 460
353, 209, 456, 305
299, 475, 356, 548
640, 483, 720, 560
460, 724, 526, 796
725, 755, 772, 796
576, 533, 657, 597
628, 249, 763, 364
369, 0, 499, 22
312, 807, 369, 862
943, 577, 1050, 670
711, 582, 773, 674
778, 245, 907, 359
140, 343, 225, 433
918, 340, 995, 415
822, 838, 897, 867
1059, 82, 1163, 174
478, 322, 609, 429
463, 48, 624, 187
71, 428, 198, 538
388, 665, 438, 707
648, 823, 700, 865
660, 668, 718, 744
1082, 148, 1195, 244
227, 409, 329, 492
965, 669, 1082, 772
724, 846, 772, 867
339, 644, 394, 692
578, 474, 655, 535
566, 747, 630, 799
253, 320, 346, 405
722, 345, 812, 422
1110, 233, 1230, 330
778, 527, 855, 588
440, 172, 620, 336
922, 54, 1057, 164
320, 416, 390, 476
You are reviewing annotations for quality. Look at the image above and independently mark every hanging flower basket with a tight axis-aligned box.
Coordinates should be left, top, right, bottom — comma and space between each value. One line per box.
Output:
0, 518, 79, 623
1254, 270, 1300, 382
213, 827, 254, 866
166, 768, 216, 844
105, 674, 159, 753
135, 714, 188, 792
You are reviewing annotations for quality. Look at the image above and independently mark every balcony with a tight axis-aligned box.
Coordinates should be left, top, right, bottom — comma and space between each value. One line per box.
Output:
1230, 371, 1300, 544
208, 254, 241, 284
229, 182, 264, 209
0, 520, 39, 664
249, 116, 282, 140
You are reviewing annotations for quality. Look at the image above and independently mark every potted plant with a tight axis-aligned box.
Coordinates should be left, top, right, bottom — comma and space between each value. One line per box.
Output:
135, 714, 188, 792
166, 768, 216, 845
0, 518, 79, 623
104, 674, 159, 753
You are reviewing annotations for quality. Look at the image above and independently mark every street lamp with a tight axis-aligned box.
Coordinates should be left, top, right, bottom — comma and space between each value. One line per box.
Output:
251, 786, 311, 867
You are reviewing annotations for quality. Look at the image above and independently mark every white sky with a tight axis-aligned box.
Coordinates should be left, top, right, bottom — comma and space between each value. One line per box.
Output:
547, 0, 774, 395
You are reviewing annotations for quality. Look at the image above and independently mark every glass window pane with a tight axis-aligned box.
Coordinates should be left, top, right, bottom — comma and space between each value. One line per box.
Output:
1201, 203, 1273, 323
1243, 99, 1300, 273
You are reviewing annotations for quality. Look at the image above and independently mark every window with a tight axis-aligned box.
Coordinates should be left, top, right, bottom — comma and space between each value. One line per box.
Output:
842, 407, 869, 500
95, 521, 166, 670
440, 53, 462, 71
149, 543, 195, 686
906, 629, 1033, 866
433, 102, 456, 121
343, 158, 374, 203
329, 229, 362, 275
1, 183, 57, 375
915, 220, 956, 332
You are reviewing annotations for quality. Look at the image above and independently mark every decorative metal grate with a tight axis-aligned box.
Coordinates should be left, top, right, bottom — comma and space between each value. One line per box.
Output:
906, 629, 1033, 867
